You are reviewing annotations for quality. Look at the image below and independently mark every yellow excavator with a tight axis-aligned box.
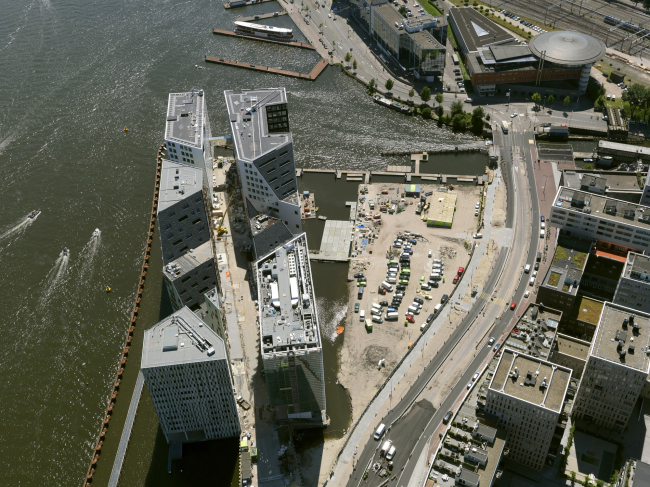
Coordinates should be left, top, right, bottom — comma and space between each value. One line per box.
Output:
216, 194, 235, 236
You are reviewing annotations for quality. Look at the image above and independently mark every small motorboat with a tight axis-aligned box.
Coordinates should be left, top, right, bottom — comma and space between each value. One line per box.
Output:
92, 228, 101, 238
28, 210, 41, 219
61, 247, 69, 258
195, 64, 204, 69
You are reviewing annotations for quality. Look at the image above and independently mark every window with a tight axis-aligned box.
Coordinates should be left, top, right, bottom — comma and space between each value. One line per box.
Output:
178, 215, 188, 222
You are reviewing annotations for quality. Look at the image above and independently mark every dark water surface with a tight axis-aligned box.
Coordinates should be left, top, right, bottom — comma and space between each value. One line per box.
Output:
0, 0, 483, 484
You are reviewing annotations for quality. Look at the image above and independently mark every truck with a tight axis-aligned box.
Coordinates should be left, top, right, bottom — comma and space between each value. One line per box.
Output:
236, 396, 251, 410
502, 120, 509, 134
452, 53, 459, 65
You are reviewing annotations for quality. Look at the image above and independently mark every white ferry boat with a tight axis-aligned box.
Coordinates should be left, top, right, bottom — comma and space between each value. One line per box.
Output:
234, 21, 293, 41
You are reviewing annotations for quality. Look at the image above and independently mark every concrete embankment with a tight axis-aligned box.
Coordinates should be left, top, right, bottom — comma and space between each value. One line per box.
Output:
82, 143, 164, 487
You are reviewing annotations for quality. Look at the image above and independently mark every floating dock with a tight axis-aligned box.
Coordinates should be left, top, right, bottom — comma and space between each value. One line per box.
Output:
237, 10, 287, 21
224, 0, 276, 9
314, 220, 355, 262
205, 57, 328, 80
212, 29, 316, 50
386, 165, 411, 173
381, 147, 484, 156
295, 168, 479, 184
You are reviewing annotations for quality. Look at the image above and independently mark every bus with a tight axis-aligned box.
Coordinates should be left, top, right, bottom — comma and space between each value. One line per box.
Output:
452, 53, 459, 65
501, 120, 509, 134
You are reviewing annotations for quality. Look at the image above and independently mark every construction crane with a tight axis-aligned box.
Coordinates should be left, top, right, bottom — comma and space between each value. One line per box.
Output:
216, 194, 235, 236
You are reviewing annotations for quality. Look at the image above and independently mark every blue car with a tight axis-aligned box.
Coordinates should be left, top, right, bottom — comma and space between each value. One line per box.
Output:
403, 249, 413, 254
541, 216, 545, 222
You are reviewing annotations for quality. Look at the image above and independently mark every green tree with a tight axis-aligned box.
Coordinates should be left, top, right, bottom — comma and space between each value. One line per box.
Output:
422, 107, 432, 119
353, 59, 357, 70
399, 5, 407, 16
570, 471, 576, 483
547, 95, 555, 105
385, 78, 394, 91
623, 101, 632, 118
595, 480, 604, 487
451, 113, 466, 130
344, 51, 352, 63
450, 100, 464, 117
319, 23, 323, 31
532, 92, 542, 108
409, 88, 415, 98
471, 106, 485, 133
368, 78, 376, 95
435, 92, 444, 105
486, 113, 491, 121
420, 86, 431, 103
563, 96, 571, 110
436, 105, 444, 118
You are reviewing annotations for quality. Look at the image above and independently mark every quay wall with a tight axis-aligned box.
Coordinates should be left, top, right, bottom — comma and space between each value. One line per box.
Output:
81, 143, 164, 487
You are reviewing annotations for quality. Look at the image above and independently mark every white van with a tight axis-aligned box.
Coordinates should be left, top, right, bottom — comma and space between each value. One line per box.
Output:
381, 281, 393, 292
430, 273, 441, 281
524, 264, 531, 273
359, 310, 365, 321
432, 264, 442, 270
386, 277, 397, 284
420, 322, 428, 332
372, 303, 382, 311
381, 440, 392, 456
386, 445, 396, 460
408, 304, 419, 314
434, 303, 443, 314
540, 229, 545, 238
371, 308, 382, 317
386, 312, 399, 321
374, 423, 386, 440
372, 315, 384, 324
433, 259, 442, 265
541, 222, 546, 229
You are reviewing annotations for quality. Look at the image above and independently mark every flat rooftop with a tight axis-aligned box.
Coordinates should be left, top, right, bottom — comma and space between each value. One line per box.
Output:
411, 30, 445, 50
506, 304, 560, 359
374, 3, 406, 26
555, 333, 590, 361
158, 159, 203, 211
563, 171, 641, 192
553, 187, 650, 230
449, 7, 515, 53
623, 252, 650, 282
591, 303, 650, 372
255, 233, 322, 355
224, 88, 292, 164
164, 240, 213, 281
490, 349, 572, 412
165, 91, 206, 149
250, 213, 294, 258
142, 306, 226, 368
575, 296, 605, 325
581, 174, 607, 191
599, 140, 650, 156
428, 191, 457, 225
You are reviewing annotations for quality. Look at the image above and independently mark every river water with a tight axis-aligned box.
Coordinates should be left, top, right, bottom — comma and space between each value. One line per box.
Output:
0, 0, 484, 484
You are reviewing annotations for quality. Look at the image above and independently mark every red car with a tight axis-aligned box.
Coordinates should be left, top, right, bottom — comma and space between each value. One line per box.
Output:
457, 266, 465, 276
406, 314, 415, 323
453, 275, 459, 284
510, 301, 517, 310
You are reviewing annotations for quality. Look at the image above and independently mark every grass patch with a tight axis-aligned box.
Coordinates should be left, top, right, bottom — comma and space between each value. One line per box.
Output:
604, 98, 624, 110
548, 272, 561, 287
552, 246, 569, 266
573, 252, 588, 268
422, 0, 443, 16
576, 297, 604, 324
562, 283, 571, 292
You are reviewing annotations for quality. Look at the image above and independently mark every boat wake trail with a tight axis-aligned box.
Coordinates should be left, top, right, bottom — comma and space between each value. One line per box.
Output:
0, 216, 35, 243
316, 296, 348, 342
39, 251, 70, 307
77, 232, 101, 285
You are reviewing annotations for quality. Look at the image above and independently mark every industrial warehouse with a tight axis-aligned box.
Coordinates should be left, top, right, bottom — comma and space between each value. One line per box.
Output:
449, 7, 606, 96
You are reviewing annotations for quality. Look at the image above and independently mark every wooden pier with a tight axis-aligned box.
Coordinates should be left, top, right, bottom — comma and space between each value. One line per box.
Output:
205, 57, 328, 80
380, 147, 484, 156
295, 168, 479, 184
237, 10, 287, 21
212, 29, 316, 50
224, 0, 276, 9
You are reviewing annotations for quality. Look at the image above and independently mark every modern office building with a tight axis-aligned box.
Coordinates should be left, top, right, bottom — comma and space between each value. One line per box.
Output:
163, 241, 218, 311
449, 9, 605, 96
249, 212, 295, 259
549, 334, 591, 379
537, 236, 590, 313
557, 296, 604, 342
253, 232, 327, 426
614, 252, 650, 315
224, 88, 302, 233
549, 187, 650, 254
164, 90, 214, 206
560, 169, 642, 204
573, 302, 650, 430
141, 307, 240, 444
485, 349, 572, 470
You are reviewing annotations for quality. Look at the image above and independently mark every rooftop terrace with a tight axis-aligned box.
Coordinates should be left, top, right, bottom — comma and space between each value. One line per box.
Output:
255, 233, 322, 356
165, 91, 205, 149
591, 303, 650, 372
624, 252, 650, 283
224, 88, 292, 164
490, 349, 572, 412
506, 305, 560, 359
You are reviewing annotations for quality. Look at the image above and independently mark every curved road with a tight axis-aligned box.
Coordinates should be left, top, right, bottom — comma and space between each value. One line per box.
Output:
345, 115, 541, 487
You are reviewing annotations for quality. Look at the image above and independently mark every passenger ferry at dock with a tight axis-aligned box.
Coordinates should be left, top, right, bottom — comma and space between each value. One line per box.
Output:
234, 21, 293, 41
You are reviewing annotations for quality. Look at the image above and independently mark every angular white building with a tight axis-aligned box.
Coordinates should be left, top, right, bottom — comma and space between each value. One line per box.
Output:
141, 307, 240, 443
485, 349, 572, 470
224, 88, 302, 234
253, 233, 326, 426
573, 302, 650, 431
613, 252, 650, 314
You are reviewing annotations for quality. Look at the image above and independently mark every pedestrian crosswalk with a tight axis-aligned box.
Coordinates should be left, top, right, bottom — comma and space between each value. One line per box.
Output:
478, 292, 506, 307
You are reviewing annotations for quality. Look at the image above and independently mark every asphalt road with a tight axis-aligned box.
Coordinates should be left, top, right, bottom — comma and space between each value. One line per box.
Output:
347, 116, 541, 487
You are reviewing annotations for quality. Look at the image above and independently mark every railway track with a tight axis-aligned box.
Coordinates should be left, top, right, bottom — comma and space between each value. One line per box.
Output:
495, 0, 650, 56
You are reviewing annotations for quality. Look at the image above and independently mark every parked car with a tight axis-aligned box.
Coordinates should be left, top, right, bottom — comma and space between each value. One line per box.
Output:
488, 337, 495, 345
354, 303, 360, 313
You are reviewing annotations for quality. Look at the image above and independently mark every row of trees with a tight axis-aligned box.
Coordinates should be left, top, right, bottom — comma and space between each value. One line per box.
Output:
531, 92, 571, 110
